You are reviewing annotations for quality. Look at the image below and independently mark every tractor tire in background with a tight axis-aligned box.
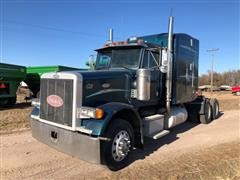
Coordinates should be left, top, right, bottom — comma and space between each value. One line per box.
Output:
6, 96, 17, 107
0, 89, 16, 107
0, 98, 9, 107
36, 91, 40, 99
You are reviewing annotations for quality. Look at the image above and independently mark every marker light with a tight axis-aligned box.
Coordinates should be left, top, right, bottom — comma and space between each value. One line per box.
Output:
0, 83, 6, 89
95, 108, 104, 119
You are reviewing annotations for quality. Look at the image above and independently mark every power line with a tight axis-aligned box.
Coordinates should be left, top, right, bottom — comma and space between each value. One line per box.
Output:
5, 21, 124, 39
5, 20, 102, 37
206, 48, 219, 93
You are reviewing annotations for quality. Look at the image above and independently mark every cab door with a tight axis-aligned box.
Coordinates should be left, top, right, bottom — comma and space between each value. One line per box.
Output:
141, 50, 162, 102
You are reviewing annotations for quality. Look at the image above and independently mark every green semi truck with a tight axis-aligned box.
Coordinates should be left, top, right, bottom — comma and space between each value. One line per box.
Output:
30, 17, 220, 170
0, 63, 82, 107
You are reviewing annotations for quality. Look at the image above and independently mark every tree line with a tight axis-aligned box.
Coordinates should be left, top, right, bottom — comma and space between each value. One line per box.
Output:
199, 69, 240, 86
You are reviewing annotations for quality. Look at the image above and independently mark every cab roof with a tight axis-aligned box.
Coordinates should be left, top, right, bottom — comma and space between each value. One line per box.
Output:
95, 42, 161, 52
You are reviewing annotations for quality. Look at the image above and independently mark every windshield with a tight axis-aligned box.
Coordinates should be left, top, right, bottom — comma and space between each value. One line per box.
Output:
95, 48, 141, 69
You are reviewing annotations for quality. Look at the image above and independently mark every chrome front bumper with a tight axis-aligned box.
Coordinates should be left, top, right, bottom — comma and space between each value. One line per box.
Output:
30, 118, 101, 164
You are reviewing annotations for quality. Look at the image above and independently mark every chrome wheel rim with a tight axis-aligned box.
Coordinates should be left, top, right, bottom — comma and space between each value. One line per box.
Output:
112, 130, 131, 162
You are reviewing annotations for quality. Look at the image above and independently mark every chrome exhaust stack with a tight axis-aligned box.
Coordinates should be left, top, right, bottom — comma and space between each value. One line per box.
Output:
166, 16, 174, 115
109, 28, 113, 43
105, 28, 114, 46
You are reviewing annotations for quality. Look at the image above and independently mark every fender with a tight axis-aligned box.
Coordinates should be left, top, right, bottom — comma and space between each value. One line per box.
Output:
185, 96, 206, 114
81, 102, 143, 145
198, 96, 210, 115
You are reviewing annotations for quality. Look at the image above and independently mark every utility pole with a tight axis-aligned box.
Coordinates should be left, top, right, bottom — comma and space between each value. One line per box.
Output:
206, 48, 219, 93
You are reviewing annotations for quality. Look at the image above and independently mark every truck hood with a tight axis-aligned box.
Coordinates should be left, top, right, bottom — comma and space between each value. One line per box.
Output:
78, 69, 134, 107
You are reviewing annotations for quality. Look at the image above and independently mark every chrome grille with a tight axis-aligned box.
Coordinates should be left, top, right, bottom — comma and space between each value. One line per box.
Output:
40, 78, 73, 126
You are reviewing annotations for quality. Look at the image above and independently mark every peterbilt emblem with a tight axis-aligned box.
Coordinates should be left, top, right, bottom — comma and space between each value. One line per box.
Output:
47, 95, 63, 107
102, 83, 110, 88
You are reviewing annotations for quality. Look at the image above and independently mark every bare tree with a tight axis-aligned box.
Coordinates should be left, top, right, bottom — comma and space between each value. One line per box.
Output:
199, 69, 240, 86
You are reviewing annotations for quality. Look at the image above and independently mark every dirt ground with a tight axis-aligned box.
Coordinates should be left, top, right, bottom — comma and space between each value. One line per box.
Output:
0, 95, 32, 134
0, 91, 240, 179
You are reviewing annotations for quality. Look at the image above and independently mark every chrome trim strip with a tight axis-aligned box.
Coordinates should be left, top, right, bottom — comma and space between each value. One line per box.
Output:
31, 115, 73, 131
31, 115, 93, 135
86, 89, 129, 99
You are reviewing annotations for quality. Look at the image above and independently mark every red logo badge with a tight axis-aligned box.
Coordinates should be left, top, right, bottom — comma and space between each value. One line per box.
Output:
47, 95, 64, 107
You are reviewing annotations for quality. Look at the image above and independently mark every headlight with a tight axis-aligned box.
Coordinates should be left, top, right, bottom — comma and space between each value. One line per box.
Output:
78, 107, 104, 119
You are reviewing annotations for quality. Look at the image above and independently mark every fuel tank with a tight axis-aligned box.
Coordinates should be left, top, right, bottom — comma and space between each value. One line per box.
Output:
165, 106, 188, 129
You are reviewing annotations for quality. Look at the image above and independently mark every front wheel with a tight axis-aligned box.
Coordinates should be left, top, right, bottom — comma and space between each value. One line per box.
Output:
101, 119, 134, 171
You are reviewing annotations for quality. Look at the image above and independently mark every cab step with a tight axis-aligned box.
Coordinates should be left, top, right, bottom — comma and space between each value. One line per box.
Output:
153, 130, 170, 139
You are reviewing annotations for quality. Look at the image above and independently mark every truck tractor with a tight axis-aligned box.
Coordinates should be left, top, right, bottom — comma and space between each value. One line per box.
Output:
30, 17, 220, 170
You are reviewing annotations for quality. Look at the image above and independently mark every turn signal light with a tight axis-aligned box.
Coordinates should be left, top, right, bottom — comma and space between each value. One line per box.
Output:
78, 107, 104, 120
0, 83, 6, 89
95, 108, 104, 119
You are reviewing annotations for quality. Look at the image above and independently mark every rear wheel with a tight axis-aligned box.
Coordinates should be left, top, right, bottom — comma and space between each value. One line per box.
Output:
101, 119, 134, 171
199, 100, 212, 124
210, 98, 219, 119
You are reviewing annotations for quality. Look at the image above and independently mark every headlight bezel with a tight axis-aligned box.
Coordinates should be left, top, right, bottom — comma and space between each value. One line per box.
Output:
77, 106, 104, 120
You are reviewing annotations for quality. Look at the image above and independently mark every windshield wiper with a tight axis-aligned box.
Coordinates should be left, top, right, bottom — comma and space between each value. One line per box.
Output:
115, 65, 132, 71
96, 66, 109, 70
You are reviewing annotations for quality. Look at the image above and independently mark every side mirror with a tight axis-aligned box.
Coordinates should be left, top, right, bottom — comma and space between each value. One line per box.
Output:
160, 48, 168, 73
86, 55, 96, 70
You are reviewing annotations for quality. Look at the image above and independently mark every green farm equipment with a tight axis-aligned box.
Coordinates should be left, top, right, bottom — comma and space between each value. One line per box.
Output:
26, 66, 82, 97
0, 63, 83, 107
0, 63, 26, 107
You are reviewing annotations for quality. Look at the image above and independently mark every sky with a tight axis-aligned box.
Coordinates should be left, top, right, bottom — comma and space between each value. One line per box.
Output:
1, 0, 239, 74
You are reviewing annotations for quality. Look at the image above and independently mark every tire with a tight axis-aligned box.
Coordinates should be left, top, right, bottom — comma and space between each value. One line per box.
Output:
36, 91, 40, 98
0, 97, 16, 108
0, 99, 8, 107
236, 91, 240, 96
209, 98, 219, 119
101, 119, 134, 171
6, 97, 17, 107
199, 100, 212, 124
0, 89, 9, 107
